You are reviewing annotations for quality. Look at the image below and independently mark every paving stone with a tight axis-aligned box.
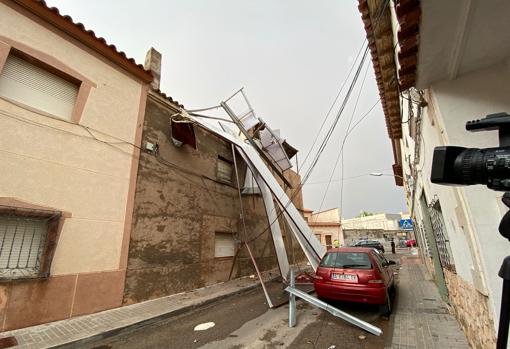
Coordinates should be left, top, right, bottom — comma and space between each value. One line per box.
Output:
0, 269, 276, 348
388, 259, 469, 349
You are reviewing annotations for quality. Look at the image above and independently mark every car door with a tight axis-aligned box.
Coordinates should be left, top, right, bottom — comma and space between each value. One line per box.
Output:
373, 253, 393, 286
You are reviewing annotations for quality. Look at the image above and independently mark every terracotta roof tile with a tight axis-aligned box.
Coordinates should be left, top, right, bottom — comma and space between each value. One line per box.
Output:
11, 0, 153, 82
153, 88, 184, 109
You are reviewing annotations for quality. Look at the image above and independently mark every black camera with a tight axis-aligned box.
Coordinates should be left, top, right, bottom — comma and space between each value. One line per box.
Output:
431, 113, 510, 191
430, 112, 510, 348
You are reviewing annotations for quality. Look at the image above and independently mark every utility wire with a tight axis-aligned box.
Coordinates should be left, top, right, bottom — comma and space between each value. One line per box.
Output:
298, 39, 368, 175
311, 59, 370, 221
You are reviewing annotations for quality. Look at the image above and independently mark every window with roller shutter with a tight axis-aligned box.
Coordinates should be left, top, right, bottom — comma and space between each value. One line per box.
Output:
214, 232, 235, 258
0, 53, 79, 121
217, 157, 233, 184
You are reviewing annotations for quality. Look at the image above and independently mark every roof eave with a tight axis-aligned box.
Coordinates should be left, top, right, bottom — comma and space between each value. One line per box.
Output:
11, 0, 153, 83
359, 0, 416, 187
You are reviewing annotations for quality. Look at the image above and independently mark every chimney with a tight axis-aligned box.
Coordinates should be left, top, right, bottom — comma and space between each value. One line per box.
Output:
144, 47, 162, 90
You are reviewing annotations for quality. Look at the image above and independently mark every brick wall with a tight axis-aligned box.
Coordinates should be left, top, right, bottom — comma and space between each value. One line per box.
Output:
444, 269, 496, 349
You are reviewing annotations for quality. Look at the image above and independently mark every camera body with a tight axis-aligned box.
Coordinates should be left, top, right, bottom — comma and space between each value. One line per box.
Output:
431, 113, 510, 191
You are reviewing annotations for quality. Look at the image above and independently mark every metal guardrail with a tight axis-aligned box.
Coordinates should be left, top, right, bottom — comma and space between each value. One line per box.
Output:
285, 282, 382, 336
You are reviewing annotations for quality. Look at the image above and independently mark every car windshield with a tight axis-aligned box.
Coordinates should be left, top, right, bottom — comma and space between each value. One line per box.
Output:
319, 252, 372, 269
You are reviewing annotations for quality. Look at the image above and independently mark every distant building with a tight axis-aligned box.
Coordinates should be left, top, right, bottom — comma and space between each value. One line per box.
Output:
342, 213, 410, 245
307, 208, 343, 249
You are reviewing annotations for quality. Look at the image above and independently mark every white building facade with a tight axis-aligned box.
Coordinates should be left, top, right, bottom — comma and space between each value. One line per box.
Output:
358, 0, 509, 347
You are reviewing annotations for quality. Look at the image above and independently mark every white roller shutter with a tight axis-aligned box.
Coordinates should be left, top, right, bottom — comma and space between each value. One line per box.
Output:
0, 55, 79, 120
214, 232, 235, 258
217, 158, 233, 183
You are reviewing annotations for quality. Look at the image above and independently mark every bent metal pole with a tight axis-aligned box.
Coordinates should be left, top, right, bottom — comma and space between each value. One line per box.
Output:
231, 144, 274, 308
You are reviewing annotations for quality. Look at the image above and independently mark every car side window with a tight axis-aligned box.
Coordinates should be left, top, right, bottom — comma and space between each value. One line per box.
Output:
373, 253, 388, 268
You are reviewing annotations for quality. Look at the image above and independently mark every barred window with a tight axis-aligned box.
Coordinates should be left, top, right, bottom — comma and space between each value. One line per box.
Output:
0, 216, 50, 279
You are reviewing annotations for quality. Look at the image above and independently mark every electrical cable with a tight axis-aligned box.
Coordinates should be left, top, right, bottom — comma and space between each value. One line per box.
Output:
241, 66, 379, 248
0, 109, 244, 195
298, 40, 368, 175
311, 58, 371, 222
243, 97, 379, 247
309, 0, 390, 345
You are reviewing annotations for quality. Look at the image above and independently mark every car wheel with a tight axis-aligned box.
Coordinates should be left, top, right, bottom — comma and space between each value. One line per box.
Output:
379, 292, 392, 316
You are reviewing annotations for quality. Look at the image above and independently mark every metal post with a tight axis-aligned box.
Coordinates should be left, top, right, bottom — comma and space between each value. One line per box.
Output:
231, 144, 274, 308
285, 286, 382, 336
289, 269, 296, 327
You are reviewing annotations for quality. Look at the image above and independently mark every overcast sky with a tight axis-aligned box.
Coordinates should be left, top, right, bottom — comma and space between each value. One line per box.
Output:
47, 0, 407, 218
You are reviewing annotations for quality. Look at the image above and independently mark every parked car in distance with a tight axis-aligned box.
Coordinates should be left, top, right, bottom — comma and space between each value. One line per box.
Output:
406, 239, 417, 247
314, 247, 396, 314
351, 239, 385, 253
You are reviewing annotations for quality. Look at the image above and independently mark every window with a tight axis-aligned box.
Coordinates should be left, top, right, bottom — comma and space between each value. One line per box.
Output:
373, 252, 388, 268
325, 235, 332, 249
217, 157, 233, 184
0, 215, 51, 279
0, 53, 79, 120
319, 252, 372, 269
214, 232, 235, 258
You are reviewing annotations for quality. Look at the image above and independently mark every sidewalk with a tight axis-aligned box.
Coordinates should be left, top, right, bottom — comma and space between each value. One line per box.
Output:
389, 254, 469, 349
0, 271, 279, 349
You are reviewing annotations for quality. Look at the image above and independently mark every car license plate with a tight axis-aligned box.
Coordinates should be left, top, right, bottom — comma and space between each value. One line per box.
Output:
331, 273, 358, 282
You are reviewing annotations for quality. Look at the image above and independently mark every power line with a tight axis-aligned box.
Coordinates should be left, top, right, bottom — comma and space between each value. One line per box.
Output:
311, 59, 371, 221
298, 39, 368, 175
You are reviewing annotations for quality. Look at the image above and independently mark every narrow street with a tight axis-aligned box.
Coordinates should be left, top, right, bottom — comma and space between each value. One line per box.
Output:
82, 288, 390, 349
81, 254, 401, 349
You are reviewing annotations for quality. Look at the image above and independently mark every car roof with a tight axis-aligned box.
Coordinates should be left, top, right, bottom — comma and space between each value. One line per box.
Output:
326, 247, 375, 253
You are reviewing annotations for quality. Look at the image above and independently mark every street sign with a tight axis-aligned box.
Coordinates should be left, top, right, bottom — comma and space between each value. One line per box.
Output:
399, 218, 413, 231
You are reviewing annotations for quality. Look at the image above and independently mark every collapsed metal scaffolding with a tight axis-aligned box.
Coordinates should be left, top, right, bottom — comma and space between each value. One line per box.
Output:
182, 89, 381, 335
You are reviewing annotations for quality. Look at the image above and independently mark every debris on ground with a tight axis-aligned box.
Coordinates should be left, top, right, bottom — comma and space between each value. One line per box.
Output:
193, 322, 215, 331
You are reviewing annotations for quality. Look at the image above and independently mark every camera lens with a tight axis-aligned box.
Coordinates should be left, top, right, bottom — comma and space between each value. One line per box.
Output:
453, 148, 486, 185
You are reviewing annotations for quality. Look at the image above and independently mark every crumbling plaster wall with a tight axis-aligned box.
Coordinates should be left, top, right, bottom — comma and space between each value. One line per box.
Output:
123, 94, 304, 304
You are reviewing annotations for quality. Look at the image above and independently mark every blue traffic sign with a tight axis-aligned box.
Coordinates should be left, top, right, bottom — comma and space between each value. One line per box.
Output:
399, 218, 413, 231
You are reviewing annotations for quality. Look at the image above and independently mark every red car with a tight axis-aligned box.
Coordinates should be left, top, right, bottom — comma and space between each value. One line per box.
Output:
406, 239, 417, 247
314, 247, 396, 314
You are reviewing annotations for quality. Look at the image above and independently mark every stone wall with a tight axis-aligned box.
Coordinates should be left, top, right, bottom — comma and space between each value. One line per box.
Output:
342, 229, 404, 245
444, 269, 496, 349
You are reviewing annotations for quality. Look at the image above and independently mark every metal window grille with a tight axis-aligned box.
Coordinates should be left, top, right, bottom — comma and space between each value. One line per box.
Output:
428, 199, 456, 273
415, 221, 432, 258
0, 216, 49, 279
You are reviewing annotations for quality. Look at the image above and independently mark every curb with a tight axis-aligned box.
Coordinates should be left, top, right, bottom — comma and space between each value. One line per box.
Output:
51, 281, 264, 349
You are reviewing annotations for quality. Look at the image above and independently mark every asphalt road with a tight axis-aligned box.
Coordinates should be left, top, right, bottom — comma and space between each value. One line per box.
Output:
81, 277, 393, 349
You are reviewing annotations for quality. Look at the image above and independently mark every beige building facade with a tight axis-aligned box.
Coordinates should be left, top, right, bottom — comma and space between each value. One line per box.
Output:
0, 0, 150, 330
308, 208, 343, 249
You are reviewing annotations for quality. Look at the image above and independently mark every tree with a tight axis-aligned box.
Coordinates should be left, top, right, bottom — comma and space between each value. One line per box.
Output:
356, 210, 374, 218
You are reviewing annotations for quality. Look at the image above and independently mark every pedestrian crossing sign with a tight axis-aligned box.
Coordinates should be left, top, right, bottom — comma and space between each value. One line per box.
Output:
399, 218, 413, 231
